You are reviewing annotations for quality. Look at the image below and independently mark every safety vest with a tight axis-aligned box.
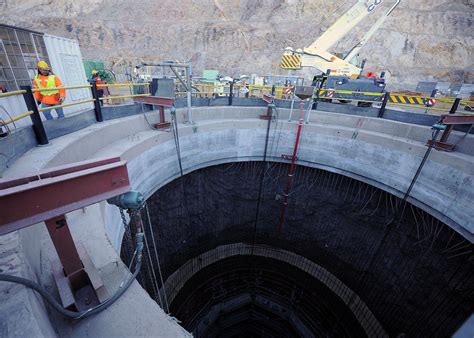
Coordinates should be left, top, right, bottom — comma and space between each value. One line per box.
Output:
34, 75, 59, 96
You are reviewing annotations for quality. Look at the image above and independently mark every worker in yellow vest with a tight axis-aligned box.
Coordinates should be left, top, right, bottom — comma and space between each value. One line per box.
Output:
33, 61, 66, 120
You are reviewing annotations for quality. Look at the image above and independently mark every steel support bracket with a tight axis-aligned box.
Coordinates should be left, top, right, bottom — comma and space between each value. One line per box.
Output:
427, 115, 474, 152
47, 215, 108, 310
0, 157, 131, 311
135, 96, 175, 130
262, 94, 275, 104
260, 101, 275, 120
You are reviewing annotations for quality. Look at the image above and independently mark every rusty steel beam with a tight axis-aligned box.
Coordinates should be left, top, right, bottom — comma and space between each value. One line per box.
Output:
135, 96, 174, 129
155, 106, 171, 130
440, 114, 474, 125
262, 94, 274, 104
426, 140, 456, 152
427, 115, 474, 152
0, 157, 130, 236
134, 95, 175, 107
0, 156, 129, 311
260, 96, 275, 120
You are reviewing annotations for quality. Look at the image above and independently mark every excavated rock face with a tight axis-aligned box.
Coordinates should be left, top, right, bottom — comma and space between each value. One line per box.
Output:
121, 162, 474, 337
2, 0, 470, 87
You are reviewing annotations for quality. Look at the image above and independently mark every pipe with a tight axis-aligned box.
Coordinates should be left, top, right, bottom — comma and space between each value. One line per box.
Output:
0, 90, 27, 98
32, 84, 91, 92
2, 110, 33, 125
37, 98, 96, 112
278, 101, 304, 233
0, 209, 145, 320
0, 242, 143, 320
186, 63, 194, 124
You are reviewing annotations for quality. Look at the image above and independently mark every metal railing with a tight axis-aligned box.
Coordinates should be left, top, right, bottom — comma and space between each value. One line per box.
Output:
180, 82, 473, 114
97, 83, 150, 88
99, 93, 151, 101
0, 90, 27, 98
1, 79, 472, 152
0, 81, 153, 145
37, 99, 96, 112
2, 110, 34, 125
1, 84, 95, 126
31, 84, 92, 92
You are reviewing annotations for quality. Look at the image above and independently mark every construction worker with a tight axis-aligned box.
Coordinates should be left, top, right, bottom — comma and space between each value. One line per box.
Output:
33, 61, 65, 120
90, 70, 108, 106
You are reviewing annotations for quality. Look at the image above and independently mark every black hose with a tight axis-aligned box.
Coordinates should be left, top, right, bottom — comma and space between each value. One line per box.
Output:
0, 245, 143, 320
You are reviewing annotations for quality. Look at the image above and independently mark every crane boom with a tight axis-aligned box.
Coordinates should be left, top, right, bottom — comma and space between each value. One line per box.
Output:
306, 0, 373, 53
344, 0, 401, 62
281, 0, 400, 78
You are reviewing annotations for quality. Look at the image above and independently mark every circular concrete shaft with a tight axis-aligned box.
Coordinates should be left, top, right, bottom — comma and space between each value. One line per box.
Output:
120, 161, 474, 337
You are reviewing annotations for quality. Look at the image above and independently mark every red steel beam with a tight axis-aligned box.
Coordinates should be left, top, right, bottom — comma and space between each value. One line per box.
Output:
262, 94, 274, 104
440, 114, 474, 125
45, 215, 85, 283
0, 157, 130, 236
135, 96, 174, 129
134, 96, 175, 107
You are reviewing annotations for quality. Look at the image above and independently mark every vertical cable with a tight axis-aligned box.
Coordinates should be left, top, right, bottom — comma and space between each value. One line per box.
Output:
250, 105, 274, 255
145, 203, 170, 313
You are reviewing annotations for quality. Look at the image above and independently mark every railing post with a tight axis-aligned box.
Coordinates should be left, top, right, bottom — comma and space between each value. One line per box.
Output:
229, 82, 234, 106
150, 78, 158, 96
378, 91, 390, 118
22, 86, 48, 145
91, 82, 103, 122
449, 98, 461, 115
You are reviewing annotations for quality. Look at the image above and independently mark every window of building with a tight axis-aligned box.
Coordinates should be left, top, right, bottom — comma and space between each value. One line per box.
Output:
0, 25, 50, 91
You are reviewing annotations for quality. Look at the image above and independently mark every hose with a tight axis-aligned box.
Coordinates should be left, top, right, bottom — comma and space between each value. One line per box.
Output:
0, 233, 144, 320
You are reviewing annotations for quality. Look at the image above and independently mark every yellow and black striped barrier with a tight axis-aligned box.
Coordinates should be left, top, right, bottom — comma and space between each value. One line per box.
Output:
388, 94, 428, 106
281, 54, 302, 70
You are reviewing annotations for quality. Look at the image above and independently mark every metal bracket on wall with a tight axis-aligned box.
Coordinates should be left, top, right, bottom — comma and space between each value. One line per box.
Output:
0, 157, 131, 311
135, 96, 174, 129
427, 114, 474, 152
261, 94, 275, 120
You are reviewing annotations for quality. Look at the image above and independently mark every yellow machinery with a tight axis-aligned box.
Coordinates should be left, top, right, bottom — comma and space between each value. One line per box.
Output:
281, 0, 401, 78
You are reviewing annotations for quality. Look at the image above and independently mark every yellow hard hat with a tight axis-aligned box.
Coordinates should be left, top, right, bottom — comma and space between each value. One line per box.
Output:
91, 70, 98, 75
37, 60, 50, 69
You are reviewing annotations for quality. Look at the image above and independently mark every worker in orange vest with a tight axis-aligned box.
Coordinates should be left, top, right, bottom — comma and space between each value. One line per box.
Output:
33, 60, 66, 120
90, 70, 108, 106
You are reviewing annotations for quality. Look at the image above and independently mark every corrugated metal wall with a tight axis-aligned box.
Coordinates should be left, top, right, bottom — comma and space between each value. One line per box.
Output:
0, 95, 30, 128
43, 34, 93, 116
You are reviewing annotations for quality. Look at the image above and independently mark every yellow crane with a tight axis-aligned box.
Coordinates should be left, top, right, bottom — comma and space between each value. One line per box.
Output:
281, 0, 401, 79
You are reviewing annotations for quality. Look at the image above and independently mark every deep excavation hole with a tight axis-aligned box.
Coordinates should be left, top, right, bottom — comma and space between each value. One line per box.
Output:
121, 162, 474, 337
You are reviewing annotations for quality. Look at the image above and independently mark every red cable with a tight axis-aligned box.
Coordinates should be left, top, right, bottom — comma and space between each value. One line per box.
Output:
278, 101, 304, 233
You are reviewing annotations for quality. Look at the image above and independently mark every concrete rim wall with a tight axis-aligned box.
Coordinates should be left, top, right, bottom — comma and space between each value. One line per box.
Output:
8, 106, 473, 243
2, 105, 473, 337
92, 108, 472, 245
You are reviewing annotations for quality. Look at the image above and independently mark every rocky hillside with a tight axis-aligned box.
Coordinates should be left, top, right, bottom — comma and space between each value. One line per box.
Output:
1, 0, 473, 88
